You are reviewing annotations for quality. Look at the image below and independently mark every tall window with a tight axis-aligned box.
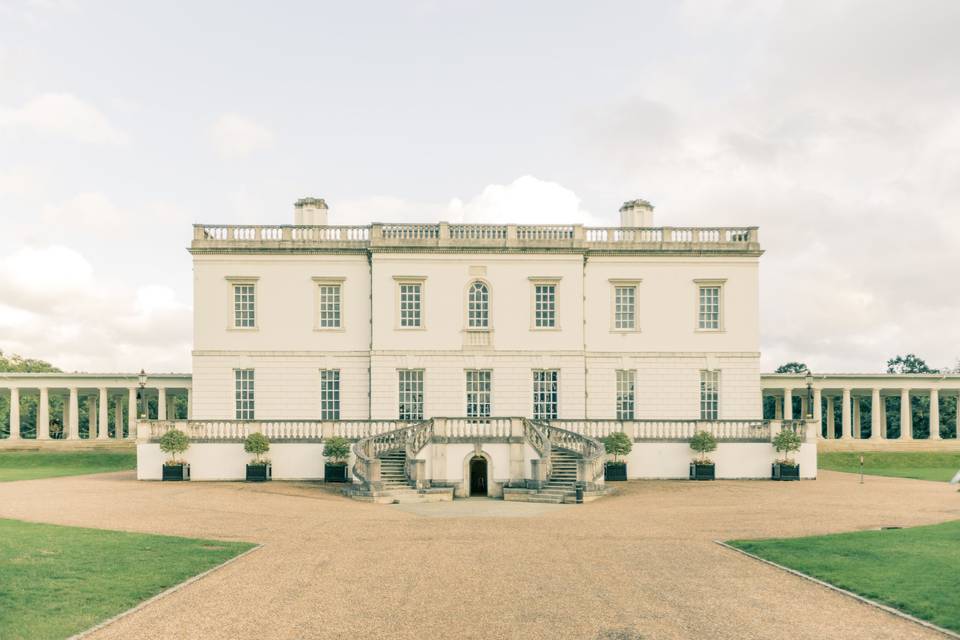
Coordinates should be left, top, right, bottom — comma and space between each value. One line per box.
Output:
466, 370, 492, 418
532, 370, 559, 420
233, 284, 256, 328
320, 370, 340, 419
398, 369, 424, 420
698, 285, 721, 330
467, 281, 489, 329
700, 370, 719, 420
318, 284, 342, 328
614, 286, 636, 330
534, 284, 556, 328
399, 283, 422, 328
616, 370, 636, 420
235, 369, 255, 420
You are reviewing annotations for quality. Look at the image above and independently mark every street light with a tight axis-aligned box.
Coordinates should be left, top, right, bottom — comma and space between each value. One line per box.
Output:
805, 370, 814, 419
138, 369, 147, 419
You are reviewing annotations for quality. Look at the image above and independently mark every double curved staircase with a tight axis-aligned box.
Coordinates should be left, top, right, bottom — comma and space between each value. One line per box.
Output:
347, 417, 606, 504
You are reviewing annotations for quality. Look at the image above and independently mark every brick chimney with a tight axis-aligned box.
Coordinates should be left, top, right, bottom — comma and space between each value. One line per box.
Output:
619, 199, 654, 227
294, 197, 329, 225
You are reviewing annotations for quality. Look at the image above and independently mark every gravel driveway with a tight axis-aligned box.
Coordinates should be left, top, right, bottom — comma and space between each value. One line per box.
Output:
1, 471, 957, 640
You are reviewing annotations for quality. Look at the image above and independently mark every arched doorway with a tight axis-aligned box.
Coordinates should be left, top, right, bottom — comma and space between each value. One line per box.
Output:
469, 456, 488, 496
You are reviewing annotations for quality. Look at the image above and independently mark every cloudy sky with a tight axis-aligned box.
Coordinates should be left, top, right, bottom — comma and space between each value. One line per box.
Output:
1, 1, 958, 374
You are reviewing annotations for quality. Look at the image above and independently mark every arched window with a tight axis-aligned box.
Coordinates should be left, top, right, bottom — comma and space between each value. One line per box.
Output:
467, 281, 489, 328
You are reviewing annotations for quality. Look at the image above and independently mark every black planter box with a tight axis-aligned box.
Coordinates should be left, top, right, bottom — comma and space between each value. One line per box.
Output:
604, 463, 627, 481
162, 463, 190, 481
246, 464, 272, 482
325, 463, 349, 483
772, 463, 800, 481
689, 462, 715, 481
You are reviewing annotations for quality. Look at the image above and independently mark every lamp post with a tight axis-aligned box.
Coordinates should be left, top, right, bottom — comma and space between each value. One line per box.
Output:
805, 371, 814, 419
138, 369, 147, 419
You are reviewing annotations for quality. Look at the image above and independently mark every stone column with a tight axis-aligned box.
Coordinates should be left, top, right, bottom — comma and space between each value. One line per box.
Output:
114, 398, 123, 439
127, 388, 137, 439
841, 388, 851, 439
157, 388, 167, 420
813, 387, 823, 438
97, 387, 108, 439
826, 395, 835, 439
87, 397, 97, 439
783, 388, 793, 420
900, 389, 912, 440
774, 396, 783, 419
38, 387, 50, 440
68, 388, 79, 439
852, 395, 861, 439
186, 389, 192, 419
166, 393, 176, 421
9, 388, 20, 439
929, 388, 940, 440
870, 388, 881, 439
62, 397, 70, 439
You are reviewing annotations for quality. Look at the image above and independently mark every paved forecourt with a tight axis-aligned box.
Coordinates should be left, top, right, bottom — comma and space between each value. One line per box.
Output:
0, 472, 957, 640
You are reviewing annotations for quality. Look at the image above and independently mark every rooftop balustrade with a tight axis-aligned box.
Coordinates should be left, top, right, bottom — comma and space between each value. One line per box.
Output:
191, 223, 760, 253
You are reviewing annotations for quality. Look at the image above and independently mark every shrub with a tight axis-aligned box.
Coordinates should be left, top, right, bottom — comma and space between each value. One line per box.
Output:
244, 432, 270, 465
772, 427, 803, 466
158, 429, 190, 465
603, 431, 632, 464
689, 430, 717, 463
323, 436, 351, 465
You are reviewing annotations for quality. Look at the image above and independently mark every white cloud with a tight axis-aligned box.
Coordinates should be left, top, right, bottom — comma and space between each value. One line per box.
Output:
41, 192, 126, 230
0, 93, 127, 144
209, 113, 274, 159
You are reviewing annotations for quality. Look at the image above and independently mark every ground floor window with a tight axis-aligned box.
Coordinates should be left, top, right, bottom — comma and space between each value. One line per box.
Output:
532, 369, 558, 420
320, 369, 340, 420
466, 370, 491, 418
398, 369, 424, 420
616, 369, 635, 420
235, 369, 255, 420
700, 370, 719, 420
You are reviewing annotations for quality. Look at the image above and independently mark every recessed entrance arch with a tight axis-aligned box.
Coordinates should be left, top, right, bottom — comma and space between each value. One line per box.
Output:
461, 448, 494, 498
469, 456, 488, 496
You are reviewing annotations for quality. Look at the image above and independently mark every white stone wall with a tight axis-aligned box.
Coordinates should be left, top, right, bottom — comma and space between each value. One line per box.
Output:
625, 442, 817, 479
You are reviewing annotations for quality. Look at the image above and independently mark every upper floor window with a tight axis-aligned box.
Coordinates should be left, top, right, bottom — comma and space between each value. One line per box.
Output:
230, 281, 257, 329
695, 280, 725, 331
235, 369, 255, 420
700, 370, 719, 420
396, 278, 425, 329
611, 281, 640, 331
467, 281, 489, 329
531, 280, 558, 329
616, 369, 636, 420
317, 281, 342, 329
398, 369, 424, 420
466, 369, 491, 418
532, 369, 558, 420
320, 369, 340, 419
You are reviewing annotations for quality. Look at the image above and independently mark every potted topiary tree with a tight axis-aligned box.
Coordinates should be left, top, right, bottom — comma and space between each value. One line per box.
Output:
689, 430, 717, 480
772, 427, 802, 480
603, 431, 632, 481
323, 436, 351, 483
244, 432, 272, 482
159, 428, 190, 481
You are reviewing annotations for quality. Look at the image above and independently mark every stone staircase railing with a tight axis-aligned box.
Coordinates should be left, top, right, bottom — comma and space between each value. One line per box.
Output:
533, 420, 607, 490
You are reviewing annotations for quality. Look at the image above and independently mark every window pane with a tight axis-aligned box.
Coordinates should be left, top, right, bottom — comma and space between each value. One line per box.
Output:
532, 369, 558, 420
400, 284, 422, 327
318, 285, 341, 328
700, 370, 719, 420
234, 284, 255, 328
466, 370, 491, 417
615, 286, 636, 329
398, 369, 424, 420
534, 284, 556, 328
235, 369, 255, 420
320, 369, 340, 419
467, 282, 489, 329
616, 370, 635, 420
698, 286, 720, 330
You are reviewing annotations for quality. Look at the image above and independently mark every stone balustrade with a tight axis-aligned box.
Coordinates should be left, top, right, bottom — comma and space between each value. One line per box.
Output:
191, 223, 761, 253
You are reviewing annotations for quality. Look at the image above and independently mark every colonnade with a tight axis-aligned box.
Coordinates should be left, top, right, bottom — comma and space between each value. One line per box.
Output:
0, 374, 192, 442
762, 374, 960, 441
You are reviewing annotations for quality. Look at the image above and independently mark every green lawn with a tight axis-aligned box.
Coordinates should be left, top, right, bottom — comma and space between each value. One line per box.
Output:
730, 520, 960, 633
818, 451, 960, 482
0, 518, 254, 640
0, 449, 136, 482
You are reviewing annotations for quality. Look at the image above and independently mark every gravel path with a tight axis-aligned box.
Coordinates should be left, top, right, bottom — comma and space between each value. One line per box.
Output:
1, 471, 957, 639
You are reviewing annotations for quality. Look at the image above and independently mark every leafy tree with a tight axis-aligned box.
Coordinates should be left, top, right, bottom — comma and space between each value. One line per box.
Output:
158, 429, 190, 465
323, 436, 351, 465
774, 362, 809, 374
603, 432, 632, 464
887, 354, 938, 374
689, 430, 717, 463
772, 428, 803, 465
0, 351, 61, 373
243, 432, 270, 465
